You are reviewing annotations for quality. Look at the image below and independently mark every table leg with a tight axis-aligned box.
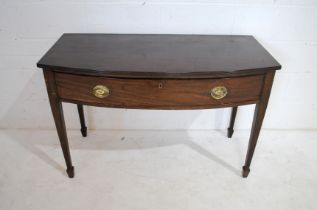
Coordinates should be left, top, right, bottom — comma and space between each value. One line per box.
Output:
242, 71, 275, 178
227, 106, 238, 138
43, 70, 74, 178
77, 104, 87, 137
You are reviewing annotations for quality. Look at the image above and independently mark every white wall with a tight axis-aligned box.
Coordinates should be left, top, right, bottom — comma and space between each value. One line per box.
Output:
0, 0, 317, 130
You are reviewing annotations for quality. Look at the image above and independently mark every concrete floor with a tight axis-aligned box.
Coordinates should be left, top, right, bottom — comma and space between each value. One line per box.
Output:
0, 129, 316, 210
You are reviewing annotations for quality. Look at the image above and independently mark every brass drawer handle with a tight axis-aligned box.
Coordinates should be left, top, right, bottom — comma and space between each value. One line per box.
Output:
211, 86, 227, 100
93, 85, 110, 98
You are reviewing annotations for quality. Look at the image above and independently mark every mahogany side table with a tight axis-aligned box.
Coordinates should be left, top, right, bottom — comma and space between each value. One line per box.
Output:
37, 34, 281, 178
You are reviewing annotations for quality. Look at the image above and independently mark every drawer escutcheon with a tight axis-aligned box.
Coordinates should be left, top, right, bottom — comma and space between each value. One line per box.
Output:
93, 85, 110, 98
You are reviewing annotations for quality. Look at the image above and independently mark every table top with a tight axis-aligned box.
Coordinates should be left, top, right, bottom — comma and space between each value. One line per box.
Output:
37, 34, 281, 78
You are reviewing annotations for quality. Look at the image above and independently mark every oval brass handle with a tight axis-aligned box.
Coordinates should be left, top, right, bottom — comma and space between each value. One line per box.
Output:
211, 86, 227, 100
93, 85, 110, 98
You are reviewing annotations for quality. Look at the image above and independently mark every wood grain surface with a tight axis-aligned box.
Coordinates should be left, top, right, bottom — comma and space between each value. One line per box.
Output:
37, 34, 281, 79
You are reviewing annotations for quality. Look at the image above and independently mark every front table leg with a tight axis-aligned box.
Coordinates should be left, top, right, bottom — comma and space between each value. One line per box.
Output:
242, 71, 275, 178
43, 70, 74, 178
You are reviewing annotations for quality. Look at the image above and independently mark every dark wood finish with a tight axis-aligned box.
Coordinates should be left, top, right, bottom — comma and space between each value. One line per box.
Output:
55, 73, 264, 109
37, 34, 281, 79
43, 70, 74, 178
227, 106, 238, 138
77, 104, 87, 137
242, 71, 275, 178
38, 34, 281, 178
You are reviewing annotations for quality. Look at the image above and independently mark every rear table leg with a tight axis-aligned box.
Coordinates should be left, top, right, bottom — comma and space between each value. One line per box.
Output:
227, 106, 238, 138
77, 104, 87, 137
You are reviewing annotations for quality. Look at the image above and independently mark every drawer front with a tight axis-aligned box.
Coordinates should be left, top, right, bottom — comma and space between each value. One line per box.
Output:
55, 73, 264, 109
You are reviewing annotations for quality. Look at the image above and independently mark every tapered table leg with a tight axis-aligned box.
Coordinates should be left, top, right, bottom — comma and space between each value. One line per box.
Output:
44, 70, 74, 178
77, 104, 87, 137
242, 71, 275, 178
227, 106, 238, 138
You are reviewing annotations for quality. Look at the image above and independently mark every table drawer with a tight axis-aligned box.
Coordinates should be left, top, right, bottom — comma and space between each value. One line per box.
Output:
55, 73, 264, 109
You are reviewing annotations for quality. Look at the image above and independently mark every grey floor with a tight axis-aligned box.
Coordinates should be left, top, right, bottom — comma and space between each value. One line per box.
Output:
0, 129, 316, 210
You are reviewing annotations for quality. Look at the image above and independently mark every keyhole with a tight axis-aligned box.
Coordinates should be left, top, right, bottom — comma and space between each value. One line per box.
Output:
158, 82, 163, 89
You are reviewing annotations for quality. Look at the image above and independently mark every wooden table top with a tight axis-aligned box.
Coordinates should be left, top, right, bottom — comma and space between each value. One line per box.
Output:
37, 34, 281, 78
